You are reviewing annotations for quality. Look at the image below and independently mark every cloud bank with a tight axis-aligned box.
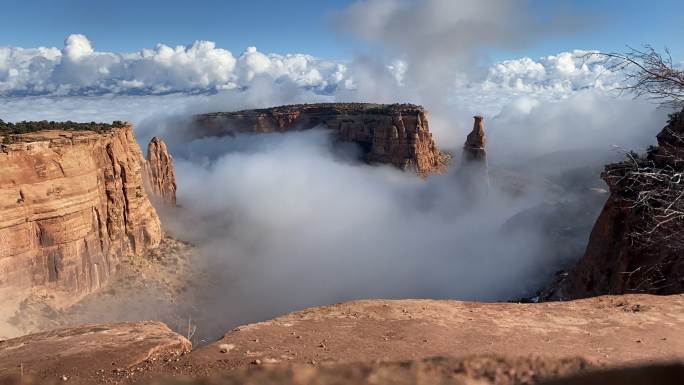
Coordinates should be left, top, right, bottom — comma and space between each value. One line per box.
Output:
1, 34, 621, 100
0, 34, 349, 96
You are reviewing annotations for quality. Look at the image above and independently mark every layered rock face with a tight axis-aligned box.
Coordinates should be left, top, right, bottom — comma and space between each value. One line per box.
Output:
0, 125, 163, 306
195, 103, 448, 175
145, 137, 177, 205
554, 109, 684, 299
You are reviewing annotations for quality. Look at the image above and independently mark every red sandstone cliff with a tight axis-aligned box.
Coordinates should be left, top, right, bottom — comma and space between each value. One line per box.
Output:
145, 137, 177, 206
0, 125, 164, 306
194, 103, 449, 176
552, 109, 684, 299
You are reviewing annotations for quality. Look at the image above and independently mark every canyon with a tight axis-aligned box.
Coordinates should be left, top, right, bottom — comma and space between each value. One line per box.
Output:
0, 104, 683, 384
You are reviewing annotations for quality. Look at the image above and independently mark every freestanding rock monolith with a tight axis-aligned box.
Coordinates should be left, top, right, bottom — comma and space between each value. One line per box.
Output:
146, 137, 177, 206
460, 115, 489, 188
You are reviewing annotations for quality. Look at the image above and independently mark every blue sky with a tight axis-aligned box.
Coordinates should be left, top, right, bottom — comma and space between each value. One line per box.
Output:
1, 0, 682, 61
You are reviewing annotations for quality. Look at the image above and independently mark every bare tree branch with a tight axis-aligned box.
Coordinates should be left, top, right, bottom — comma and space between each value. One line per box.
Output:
585, 45, 684, 109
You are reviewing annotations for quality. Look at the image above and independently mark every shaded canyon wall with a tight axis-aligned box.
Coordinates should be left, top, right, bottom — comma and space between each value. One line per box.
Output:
552, 108, 684, 299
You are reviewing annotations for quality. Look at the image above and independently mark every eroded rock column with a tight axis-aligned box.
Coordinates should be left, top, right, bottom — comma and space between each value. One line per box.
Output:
460, 115, 489, 187
146, 137, 177, 206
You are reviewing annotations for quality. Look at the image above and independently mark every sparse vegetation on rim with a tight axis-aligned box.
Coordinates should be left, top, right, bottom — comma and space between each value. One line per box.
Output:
0, 119, 127, 135
202, 103, 426, 118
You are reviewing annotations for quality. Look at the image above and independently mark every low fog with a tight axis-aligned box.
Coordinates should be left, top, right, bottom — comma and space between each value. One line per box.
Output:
133, 88, 664, 342
151, 127, 549, 341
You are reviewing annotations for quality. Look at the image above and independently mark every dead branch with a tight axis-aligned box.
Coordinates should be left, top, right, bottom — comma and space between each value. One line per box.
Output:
585, 45, 684, 109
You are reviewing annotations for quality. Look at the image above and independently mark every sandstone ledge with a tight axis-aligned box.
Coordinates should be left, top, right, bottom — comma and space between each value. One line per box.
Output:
1, 295, 682, 384
0, 321, 190, 382
187, 294, 683, 371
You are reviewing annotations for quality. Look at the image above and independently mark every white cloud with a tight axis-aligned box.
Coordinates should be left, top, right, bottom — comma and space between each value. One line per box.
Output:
0, 34, 353, 96
63, 34, 94, 60
482, 50, 621, 95
0, 33, 631, 101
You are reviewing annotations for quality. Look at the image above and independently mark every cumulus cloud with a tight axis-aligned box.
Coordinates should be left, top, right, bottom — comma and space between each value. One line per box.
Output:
63, 34, 94, 60
0, 34, 352, 96
0, 30, 628, 102
482, 50, 622, 95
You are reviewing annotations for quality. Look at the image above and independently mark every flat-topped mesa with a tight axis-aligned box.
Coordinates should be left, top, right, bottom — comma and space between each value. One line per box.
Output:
146, 137, 177, 206
0, 123, 163, 307
194, 103, 449, 176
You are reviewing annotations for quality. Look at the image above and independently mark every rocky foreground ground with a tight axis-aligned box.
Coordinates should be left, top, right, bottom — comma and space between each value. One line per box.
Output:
0, 294, 681, 384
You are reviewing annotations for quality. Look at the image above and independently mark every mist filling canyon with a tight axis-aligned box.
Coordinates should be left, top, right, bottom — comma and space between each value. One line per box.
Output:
1, 2, 681, 372
152, 100, 664, 343
1, 94, 665, 346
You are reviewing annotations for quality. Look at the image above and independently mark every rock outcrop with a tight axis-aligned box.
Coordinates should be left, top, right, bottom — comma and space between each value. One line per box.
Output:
189, 295, 683, 369
194, 103, 449, 176
551, 109, 684, 299
0, 124, 163, 306
145, 137, 177, 205
0, 321, 190, 382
